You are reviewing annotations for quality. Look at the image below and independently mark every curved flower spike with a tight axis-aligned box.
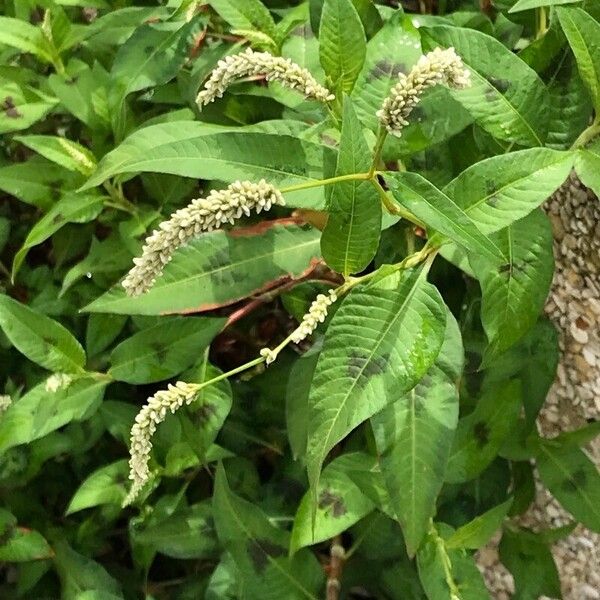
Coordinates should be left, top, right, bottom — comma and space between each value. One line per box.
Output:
124, 381, 201, 505
122, 180, 285, 297
196, 48, 335, 108
377, 47, 471, 137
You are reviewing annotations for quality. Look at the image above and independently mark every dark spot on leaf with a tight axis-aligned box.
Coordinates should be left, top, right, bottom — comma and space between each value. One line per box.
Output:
562, 469, 587, 493
292, 23, 313, 39
367, 60, 406, 83
410, 104, 425, 122
518, 551, 533, 562
2, 97, 22, 119
196, 402, 217, 425
498, 262, 512, 276
474, 421, 490, 447
52, 213, 64, 225
246, 538, 286, 574
0, 525, 15, 546
49, 181, 63, 201
144, 45, 154, 55
346, 350, 388, 384
486, 195, 500, 207
150, 342, 168, 363
318, 489, 347, 517
488, 77, 510, 94
66, 76, 78, 85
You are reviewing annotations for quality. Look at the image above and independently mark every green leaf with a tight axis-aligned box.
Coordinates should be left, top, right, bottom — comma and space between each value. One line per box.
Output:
319, 0, 366, 94
546, 52, 593, 149
445, 380, 522, 483
536, 440, 600, 532
14, 135, 96, 175
0, 156, 78, 210
82, 123, 334, 209
422, 26, 550, 146
12, 192, 104, 279
443, 148, 574, 233
471, 210, 554, 359
510, 0, 581, 12
371, 313, 463, 557
212, 464, 324, 600
386, 172, 504, 263
54, 541, 123, 600
306, 267, 447, 490
66, 460, 128, 514
499, 527, 561, 599
557, 6, 600, 111
0, 376, 107, 455
321, 98, 381, 275
108, 317, 224, 384
290, 453, 375, 554
445, 499, 512, 550
575, 138, 600, 196
0, 509, 53, 562
209, 0, 277, 39
417, 528, 490, 600
134, 502, 218, 559
0, 294, 86, 373
84, 223, 320, 315
351, 11, 422, 131
0, 16, 54, 63
0, 81, 57, 135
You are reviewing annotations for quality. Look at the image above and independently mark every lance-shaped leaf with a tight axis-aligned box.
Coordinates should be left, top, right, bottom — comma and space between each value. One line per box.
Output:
319, 0, 366, 94
445, 379, 522, 483
499, 527, 561, 599
443, 148, 574, 233
371, 313, 463, 557
306, 267, 447, 490
557, 6, 600, 111
351, 11, 421, 131
84, 222, 320, 315
386, 172, 504, 263
0, 81, 58, 135
510, 0, 580, 11
82, 122, 336, 209
14, 135, 96, 174
321, 98, 381, 275
212, 464, 324, 600
0, 509, 53, 562
445, 498, 513, 550
0, 294, 85, 373
291, 453, 375, 554
0, 17, 54, 63
536, 440, 600, 532
471, 210, 554, 360
209, 0, 277, 38
0, 376, 107, 455
108, 317, 224, 384
422, 26, 550, 146
12, 192, 104, 279
575, 138, 600, 197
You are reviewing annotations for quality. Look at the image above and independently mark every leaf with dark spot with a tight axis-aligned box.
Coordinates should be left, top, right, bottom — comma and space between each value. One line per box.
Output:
246, 538, 286, 575
2, 97, 22, 119
318, 489, 347, 518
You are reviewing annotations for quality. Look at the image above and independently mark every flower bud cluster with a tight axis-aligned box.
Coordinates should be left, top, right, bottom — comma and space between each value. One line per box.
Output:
377, 47, 470, 137
196, 48, 335, 107
122, 180, 285, 297
0, 394, 11, 414
290, 289, 337, 344
45, 373, 73, 393
124, 381, 201, 505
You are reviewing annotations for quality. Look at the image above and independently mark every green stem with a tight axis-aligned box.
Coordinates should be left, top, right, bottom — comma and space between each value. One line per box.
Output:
536, 6, 548, 39
571, 120, 600, 149
103, 181, 137, 215
368, 127, 388, 177
430, 523, 461, 599
280, 172, 370, 194
370, 178, 425, 226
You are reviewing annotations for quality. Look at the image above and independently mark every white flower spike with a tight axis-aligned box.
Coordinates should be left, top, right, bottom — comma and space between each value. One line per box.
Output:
122, 180, 285, 297
377, 47, 470, 137
0, 394, 12, 414
196, 47, 335, 108
124, 381, 201, 506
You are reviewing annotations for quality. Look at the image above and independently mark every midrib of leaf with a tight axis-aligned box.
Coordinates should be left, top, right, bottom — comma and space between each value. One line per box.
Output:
220, 487, 318, 600
467, 68, 542, 146
538, 444, 600, 521
456, 153, 571, 216
315, 273, 425, 480
408, 389, 417, 542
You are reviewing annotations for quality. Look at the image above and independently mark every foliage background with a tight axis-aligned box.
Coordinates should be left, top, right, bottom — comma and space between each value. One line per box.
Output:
1, 0, 600, 598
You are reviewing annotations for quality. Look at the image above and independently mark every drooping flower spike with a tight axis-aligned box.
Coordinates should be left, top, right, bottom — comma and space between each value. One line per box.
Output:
377, 47, 471, 137
124, 381, 201, 505
0, 394, 11, 415
122, 180, 285, 297
196, 48, 335, 108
